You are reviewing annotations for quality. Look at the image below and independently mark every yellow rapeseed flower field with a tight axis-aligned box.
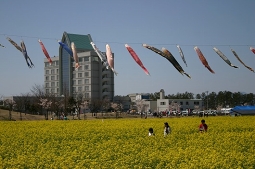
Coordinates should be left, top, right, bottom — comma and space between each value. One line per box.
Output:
0, 116, 254, 169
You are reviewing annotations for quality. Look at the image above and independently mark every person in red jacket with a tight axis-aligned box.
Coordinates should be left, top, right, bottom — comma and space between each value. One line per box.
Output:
199, 119, 208, 132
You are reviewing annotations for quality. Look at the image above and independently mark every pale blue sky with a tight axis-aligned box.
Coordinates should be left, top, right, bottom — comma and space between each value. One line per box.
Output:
0, 0, 254, 97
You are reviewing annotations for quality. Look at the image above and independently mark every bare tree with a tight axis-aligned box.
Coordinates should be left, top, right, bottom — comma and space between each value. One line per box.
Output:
87, 99, 105, 117
0, 94, 2, 98
135, 100, 148, 118
68, 97, 77, 120
14, 96, 25, 121
22, 93, 32, 115
4, 99, 16, 120
111, 101, 123, 118
30, 84, 45, 98
81, 100, 90, 119
75, 92, 84, 120
101, 98, 111, 116
30, 84, 47, 115
47, 93, 62, 120
39, 98, 52, 120
67, 92, 84, 120
81, 99, 89, 120
61, 83, 70, 117
0, 95, 3, 115
169, 101, 181, 116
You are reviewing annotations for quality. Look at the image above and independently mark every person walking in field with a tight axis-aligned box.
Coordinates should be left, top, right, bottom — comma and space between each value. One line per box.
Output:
199, 119, 208, 132
164, 122, 171, 137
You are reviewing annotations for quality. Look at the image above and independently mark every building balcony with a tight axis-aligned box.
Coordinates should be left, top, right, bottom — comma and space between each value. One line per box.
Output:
102, 90, 110, 95
102, 77, 110, 83
102, 70, 111, 76
102, 84, 110, 89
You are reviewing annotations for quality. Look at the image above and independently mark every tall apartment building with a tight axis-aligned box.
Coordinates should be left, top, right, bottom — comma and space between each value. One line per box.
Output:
44, 56, 60, 94
44, 32, 114, 101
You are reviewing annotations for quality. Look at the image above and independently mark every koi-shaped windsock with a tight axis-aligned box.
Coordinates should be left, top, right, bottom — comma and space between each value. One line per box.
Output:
71, 42, 80, 70
106, 44, 118, 75
38, 39, 52, 65
125, 44, 150, 75
90, 42, 109, 69
213, 47, 238, 68
194, 46, 215, 74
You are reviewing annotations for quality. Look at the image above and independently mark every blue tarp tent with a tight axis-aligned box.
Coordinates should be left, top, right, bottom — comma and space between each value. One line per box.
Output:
231, 106, 255, 115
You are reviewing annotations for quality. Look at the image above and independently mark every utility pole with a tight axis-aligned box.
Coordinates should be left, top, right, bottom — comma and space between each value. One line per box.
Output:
206, 91, 209, 110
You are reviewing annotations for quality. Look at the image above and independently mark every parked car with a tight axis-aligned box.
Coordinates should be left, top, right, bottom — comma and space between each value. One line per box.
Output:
198, 111, 204, 117
208, 110, 217, 116
171, 111, 177, 115
192, 110, 198, 115
181, 110, 189, 116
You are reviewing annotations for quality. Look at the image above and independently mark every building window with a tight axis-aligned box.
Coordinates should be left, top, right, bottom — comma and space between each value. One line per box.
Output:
57, 75, 59, 80
45, 62, 50, 67
51, 69, 55, 74
46, 70, 49, 74
160, 102, 165, 105
194, 102, 199, 105
51, 76, 55, 80
46, 89, 49, 93
92, 56, 99, 62
79, 58, 83, 62
78, 87, 82, 92
57, 88, 59, 92
73, 87, 76, 92
78, 66, 82, 71
45, 83, 49, 87
45, 76, 49, 81
85, 79, 89, 84
56, 69, 59, 73
78, 80, 82, 85
51, 82, 55, 87
51, 89, 54, 93
186, 102, 189, 105
73, 80, 76, 85
180, 102, 183, 105
85, 86, 89, 91
78, 73, 82, 78
85, 72, 89, 77
85, 93, 89, 98
56, 61, 59, 66
84, 57, 89, 61
57, 82, 59, 87
85, 65, 89, 70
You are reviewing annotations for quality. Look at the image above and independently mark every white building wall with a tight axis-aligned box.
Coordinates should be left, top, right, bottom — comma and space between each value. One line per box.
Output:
156, 99, 203, 112
44, 56, 59, 95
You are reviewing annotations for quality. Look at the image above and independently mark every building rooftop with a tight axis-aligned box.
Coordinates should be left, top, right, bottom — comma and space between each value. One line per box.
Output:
61, 32, 94, 51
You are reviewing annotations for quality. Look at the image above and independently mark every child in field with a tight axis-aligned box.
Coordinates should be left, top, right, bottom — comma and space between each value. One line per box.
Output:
164, 122, 171, 137
199, 119, 208, 132
148, 128, 155, 136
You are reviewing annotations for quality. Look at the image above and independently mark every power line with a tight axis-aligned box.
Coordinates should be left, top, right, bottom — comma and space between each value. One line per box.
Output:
1, 33, 254, 46
0, 33, 58, 41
